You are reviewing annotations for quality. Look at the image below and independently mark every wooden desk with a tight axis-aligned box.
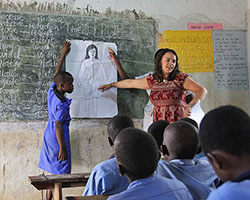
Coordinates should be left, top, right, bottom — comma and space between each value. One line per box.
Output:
66, 195, 108, 200
28, 173, 90, 200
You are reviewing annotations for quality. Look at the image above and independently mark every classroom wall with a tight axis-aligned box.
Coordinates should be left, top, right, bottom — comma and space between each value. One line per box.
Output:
0, 0, 249, 199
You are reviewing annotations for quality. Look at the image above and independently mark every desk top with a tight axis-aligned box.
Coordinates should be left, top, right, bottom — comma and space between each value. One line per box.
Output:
66, 195, 109, 200
29, 173, 90, 190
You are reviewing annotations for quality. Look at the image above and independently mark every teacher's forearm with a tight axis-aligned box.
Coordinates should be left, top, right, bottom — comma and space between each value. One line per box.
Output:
189, 87, 207, 106
111, 78, 149, 90
99, 77, 149, 91
198, 87, 208, 101
111, 79, 135, 88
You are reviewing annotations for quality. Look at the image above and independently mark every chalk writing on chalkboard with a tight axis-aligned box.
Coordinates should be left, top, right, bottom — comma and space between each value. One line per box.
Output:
213, 30, 249, 90
0, 11, 156, 120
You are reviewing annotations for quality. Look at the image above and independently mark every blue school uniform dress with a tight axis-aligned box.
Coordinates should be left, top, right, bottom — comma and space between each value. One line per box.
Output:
207, 170, 250, 200
156, 159, 218, 200
38, 82, 72, 174
83, 157, 129, 195
107, 175, 193, 200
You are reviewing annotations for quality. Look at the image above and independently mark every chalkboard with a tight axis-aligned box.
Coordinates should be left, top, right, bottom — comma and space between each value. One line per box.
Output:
0, 11, 156, 120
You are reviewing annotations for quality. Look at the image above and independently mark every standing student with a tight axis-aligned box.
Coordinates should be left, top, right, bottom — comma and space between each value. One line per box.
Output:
38, 41, 73, 200
108, 127, 193, 200
199, 105, 250, 200
83, 115, 134, 196
99, 48, 207, 122
158, 121, 218, 200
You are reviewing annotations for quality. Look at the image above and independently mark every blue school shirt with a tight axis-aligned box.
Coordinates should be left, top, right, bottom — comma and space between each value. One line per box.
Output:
83, 157, 129, 195
38, 82, 72, 174
207, 170, 250, 200
156, 159, 218, 200
107, 175, 193, 200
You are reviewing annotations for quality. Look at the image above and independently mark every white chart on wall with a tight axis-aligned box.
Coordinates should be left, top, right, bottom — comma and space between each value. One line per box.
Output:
213, 30, 249, 90
66, 40, 118, 118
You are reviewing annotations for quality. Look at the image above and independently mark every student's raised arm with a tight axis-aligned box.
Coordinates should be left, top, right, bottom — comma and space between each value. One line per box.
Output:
98, 77, 150, 92
55, 41, 71, 74
108, 47, 129, 80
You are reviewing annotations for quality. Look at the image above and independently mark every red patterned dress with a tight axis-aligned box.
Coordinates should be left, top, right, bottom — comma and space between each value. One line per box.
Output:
146, 73, 188, 122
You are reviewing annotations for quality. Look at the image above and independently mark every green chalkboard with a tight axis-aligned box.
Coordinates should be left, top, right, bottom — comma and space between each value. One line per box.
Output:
0, 10, 156, 120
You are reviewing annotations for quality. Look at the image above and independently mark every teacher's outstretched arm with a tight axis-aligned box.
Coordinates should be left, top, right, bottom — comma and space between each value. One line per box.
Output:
98, 77, 150, 92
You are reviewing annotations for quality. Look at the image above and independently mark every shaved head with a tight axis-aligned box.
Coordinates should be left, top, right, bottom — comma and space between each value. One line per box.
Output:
163, 121, 199, 159
115, 128, 159, 180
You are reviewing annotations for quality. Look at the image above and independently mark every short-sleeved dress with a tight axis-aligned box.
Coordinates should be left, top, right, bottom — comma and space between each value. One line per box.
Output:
38, 82, 72, 174
147, 73, 188, 122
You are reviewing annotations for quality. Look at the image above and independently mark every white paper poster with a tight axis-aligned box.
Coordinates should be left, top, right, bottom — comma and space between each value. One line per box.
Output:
213, 31, 249, 90
189, 100, 205, 128
66, 40, 118, 118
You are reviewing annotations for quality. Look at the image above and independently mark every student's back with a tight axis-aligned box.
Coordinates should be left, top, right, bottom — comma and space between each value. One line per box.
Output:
83, 157, 129, 195
108, 127, 193, 200
157, 159, 217, 199
158, 121, 218, 200
199, 105, 250, 200
108, 175, 193, 200
206, 180, 250, 200
83, 115, 134, 196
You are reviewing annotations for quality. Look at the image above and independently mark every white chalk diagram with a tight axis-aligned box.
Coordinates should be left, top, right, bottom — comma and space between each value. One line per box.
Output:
66, 40, 118, 118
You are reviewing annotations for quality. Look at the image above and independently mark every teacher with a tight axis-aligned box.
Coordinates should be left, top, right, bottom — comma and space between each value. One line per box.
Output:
98, 48, 207, 122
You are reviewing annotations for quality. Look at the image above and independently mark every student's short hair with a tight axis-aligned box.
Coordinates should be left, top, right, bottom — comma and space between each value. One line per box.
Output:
53, 71, 73, 87
185, 93, 194, 104
115, 127, 159, 179
107, 115, 134, 142
147, 120, 170, 150
180, 118, 201, 154
199, 105, 250, 156
180, 118, 198, 129
164, 121, 199, 159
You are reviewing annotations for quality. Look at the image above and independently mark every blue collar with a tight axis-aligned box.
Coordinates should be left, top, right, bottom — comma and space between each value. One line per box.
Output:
53, 86, 66, 103
128, 175, 155, 189
170, 159, 196, 165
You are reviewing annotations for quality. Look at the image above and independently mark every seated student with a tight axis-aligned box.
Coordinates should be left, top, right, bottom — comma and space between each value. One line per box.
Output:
148, 120, 175, 176
83, 115, 134, 196
147, 120, 170, 151
157, 121, 218, 200
108, 127, 193, 200
180, 117, 198, 129
180, 117, 205, 159
199, 105, 250, 200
